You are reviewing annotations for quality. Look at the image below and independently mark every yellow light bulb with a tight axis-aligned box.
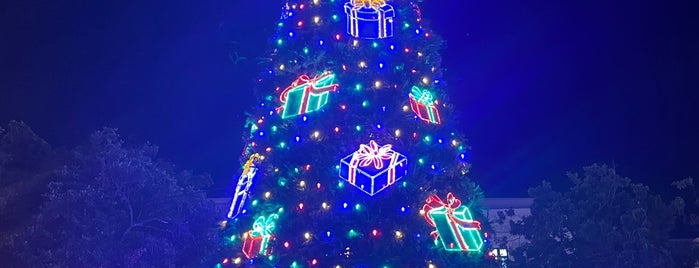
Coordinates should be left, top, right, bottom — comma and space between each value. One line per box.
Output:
402, 105, 410, 112
395, 231, 403, 239
233, 257, 242, 264
304, 232, 311, 240
322, 202, 328, 209
358, 61, 366, 68
374, 80, 382, 88
264, 191, 271, 199
394, 129, 401, 137
353, 40, 359, 47
313, 16, 320, 24
417, 52, 423, 57
279, 64, 285, 70
422, 76, 430, 84
313, 0, 319, 4
312, 130, 320, 139
300, 180, 306, 187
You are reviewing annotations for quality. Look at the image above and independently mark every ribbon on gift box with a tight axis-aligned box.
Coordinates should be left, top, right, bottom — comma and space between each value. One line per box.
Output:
279, 71, 339, 114
347, 0, 392, 38
351, 0, 386, 7
422, 193, 482, 250
347, 140, 399, 185
409, 86, 441, 124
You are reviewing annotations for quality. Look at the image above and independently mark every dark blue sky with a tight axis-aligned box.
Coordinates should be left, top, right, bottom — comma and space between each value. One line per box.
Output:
1, 0, 697, 197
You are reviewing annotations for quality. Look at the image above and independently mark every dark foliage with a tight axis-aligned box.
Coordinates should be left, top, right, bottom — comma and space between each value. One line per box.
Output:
1, 125, 220, 267
511, 164, 677, 267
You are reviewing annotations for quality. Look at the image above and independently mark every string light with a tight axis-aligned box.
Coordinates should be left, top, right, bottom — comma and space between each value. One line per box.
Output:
374, 80, 382, 88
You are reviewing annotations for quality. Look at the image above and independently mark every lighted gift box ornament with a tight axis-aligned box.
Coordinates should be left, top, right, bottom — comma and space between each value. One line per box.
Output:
280, 71, 339, 119
242, 214, 278, 259
422, 193, 484, 252
344, 0, 395, 39
339, 140, 408, 196
409, 86, 442, 124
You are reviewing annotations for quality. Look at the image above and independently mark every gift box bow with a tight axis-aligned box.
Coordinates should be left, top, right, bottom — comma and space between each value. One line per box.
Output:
351, 140, 397, 170
250, 214, 278, 237
279, 71, 339, 104
422, 193, 481, 239
351, 0, 387, 8
411, 86, 436, 105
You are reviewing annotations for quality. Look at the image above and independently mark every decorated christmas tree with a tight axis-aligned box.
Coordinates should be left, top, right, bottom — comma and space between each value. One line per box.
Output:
217, 0, 491, 266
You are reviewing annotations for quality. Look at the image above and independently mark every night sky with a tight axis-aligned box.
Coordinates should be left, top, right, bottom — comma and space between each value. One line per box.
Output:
1, 0, 697, 197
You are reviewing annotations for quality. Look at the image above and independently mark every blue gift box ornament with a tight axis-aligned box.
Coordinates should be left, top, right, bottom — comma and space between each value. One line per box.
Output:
339, 140, 408, 196
344, 0, 395, 39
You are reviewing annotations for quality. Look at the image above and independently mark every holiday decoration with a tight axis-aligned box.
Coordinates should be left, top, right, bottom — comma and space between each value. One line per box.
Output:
422, 193, 483, 252
280, 71, 339, 119
242, 214, 279, 259
227, 153, 263, 219
409, 86, 442, 124
339, 140, 408, 196
344, 0, 395, 39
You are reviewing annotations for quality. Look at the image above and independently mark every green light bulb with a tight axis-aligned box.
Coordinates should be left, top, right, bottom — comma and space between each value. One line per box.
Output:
303, 47, 309, 54
276, 39, 283, 46
354, 83, 362, 91
362, 100, 369, 107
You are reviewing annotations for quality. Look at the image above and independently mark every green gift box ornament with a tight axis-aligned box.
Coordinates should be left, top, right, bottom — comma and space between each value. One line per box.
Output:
409, 86, 442, 124
422, 193, 484, 252
279, 71, 339, 119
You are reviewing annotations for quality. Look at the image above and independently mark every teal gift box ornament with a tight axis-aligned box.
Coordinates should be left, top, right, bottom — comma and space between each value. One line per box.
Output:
279, 71, 339, 119
422, 193, 484, 252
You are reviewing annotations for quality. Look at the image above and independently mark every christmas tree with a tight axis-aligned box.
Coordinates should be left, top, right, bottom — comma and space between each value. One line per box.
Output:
217, 1, 490, 267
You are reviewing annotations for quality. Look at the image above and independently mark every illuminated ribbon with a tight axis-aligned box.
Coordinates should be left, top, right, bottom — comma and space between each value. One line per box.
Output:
346, 0, 392, 38
411, 86, 435, 104
422, 193, 481, 250
351, 0, 386, 7
250, 214, 278, 237
347, 140, 398, 185
352, 140, 394, 169
279, 71, 338, 115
